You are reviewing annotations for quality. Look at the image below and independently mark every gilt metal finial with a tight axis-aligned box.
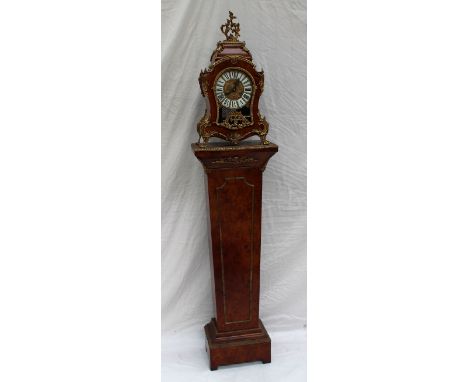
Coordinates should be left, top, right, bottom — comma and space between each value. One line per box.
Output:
220, 11, 240, 42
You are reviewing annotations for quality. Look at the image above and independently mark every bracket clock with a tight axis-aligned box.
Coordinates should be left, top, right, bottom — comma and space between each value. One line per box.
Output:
192, 11, 278, 370
197, 11, 270, 146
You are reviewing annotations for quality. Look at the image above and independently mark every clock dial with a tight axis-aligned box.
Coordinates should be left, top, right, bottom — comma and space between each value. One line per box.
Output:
215, 70, 252, 109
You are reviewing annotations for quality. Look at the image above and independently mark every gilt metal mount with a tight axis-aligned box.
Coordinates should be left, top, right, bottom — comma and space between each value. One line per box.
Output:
220, 11, 240, 42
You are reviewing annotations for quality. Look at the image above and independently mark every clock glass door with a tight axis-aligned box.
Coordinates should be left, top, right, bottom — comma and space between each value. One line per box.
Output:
215, 69, 253, 128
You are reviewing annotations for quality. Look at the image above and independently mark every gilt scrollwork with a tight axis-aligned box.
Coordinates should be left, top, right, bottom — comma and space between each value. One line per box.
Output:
202, 78, 208, 95
222, 111, 251, 130
230, 132, 242, 145
220, 11, 241, 42
197, 112, 211, 146
253, 113, 270, 145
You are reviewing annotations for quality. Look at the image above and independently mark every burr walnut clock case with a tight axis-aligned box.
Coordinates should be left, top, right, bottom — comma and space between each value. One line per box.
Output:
192, 12, 278, 371
197, 11, 270, 146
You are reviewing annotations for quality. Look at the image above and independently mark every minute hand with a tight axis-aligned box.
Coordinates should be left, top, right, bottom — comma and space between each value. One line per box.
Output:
225, 85, 236, 96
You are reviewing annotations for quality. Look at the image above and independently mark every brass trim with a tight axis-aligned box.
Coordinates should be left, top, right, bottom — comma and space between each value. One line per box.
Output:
211, 156, 258, 165
194, 142, 277, 151
213, 54, 255, 66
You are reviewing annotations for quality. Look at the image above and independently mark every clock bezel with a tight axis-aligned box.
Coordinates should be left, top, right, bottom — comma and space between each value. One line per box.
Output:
213, 67, 256, 123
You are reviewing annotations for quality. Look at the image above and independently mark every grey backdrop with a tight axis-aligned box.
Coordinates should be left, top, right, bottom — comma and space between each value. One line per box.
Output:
162, 0, 306, 335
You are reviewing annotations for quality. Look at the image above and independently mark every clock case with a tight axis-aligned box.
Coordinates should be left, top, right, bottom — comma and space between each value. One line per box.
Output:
197, 40, 269, 146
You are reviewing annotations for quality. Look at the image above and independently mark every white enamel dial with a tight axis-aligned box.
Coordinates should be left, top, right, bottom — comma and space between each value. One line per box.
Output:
215, 70, 252, 109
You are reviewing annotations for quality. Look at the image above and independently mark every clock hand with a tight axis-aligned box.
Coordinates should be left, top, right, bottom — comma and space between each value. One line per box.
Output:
224, 80, 241, 97
225, 84, 236, 96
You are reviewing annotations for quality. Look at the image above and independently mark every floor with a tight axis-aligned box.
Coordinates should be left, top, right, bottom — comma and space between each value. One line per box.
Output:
162, 325, 307, 382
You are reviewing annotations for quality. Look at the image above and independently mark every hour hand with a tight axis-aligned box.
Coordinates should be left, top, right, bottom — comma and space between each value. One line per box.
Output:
225, 85, 236, 96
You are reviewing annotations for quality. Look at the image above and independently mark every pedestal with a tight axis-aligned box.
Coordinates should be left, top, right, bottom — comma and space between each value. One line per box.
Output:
192, 141, 278, 370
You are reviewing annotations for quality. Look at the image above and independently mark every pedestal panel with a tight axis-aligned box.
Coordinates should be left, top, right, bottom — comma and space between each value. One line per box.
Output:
216, 176, 254, 324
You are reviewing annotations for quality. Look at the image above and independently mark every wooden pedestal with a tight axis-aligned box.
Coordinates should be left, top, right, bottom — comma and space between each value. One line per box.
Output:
192, 141, 278, 370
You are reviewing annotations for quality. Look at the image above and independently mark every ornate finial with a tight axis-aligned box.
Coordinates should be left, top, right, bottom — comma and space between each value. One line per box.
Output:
220, 11, 240, 42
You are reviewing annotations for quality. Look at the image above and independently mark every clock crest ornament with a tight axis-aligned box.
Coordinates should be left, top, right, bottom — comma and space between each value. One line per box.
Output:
197, 11, 270, 146
220, 11, 240, 41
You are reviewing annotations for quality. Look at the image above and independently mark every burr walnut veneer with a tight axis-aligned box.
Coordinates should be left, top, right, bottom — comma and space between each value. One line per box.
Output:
192, 141, 278, 370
